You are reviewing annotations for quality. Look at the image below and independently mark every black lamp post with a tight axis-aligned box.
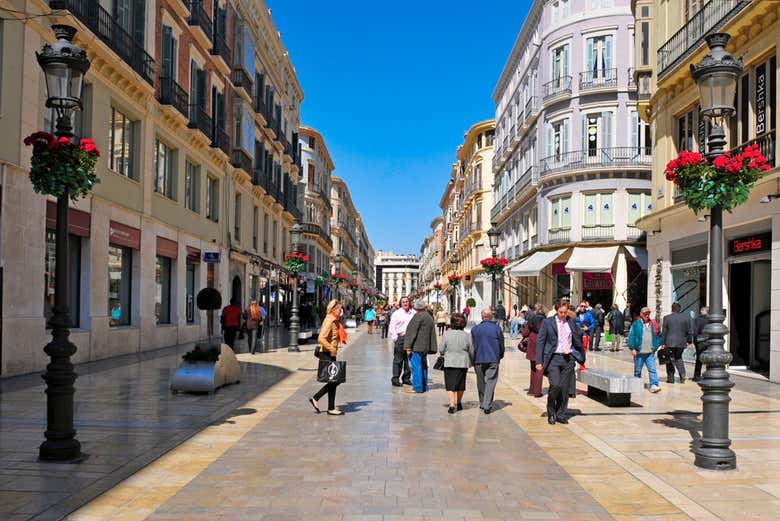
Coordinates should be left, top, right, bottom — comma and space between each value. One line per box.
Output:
487, 223, 500, 308
288, 223, 303, 352
690, 32, 742, 471
37, 25, 90, 463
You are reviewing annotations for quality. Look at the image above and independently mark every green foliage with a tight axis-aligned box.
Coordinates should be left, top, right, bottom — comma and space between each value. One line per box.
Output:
466, 297, 476, 307
24, 132, 100, 200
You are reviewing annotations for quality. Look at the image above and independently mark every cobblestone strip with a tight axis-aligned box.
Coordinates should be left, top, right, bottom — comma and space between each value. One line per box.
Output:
66, 348, 322, 521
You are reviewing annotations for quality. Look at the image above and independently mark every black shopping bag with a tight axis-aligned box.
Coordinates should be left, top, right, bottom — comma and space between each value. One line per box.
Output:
317, 360, 347, 383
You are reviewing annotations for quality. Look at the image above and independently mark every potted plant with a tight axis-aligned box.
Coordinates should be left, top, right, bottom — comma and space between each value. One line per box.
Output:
480, 256, 509, 276
24, 131, 100, 199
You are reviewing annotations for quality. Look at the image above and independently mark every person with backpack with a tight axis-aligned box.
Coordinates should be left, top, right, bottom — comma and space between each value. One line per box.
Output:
627, 306, 663, 393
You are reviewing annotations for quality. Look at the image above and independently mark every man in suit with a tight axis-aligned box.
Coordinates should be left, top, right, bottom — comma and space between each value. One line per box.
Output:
536, 300, 585, 425
662, 302, 693, 383
471, 307, 505, 414
404, 299, 438, 393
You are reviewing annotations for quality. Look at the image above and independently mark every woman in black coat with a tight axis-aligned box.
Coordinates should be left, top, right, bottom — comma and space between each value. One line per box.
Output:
607, 304, 624, 351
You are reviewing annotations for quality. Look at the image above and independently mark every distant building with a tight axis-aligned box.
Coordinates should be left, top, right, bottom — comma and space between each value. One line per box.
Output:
374, 252, 420, 304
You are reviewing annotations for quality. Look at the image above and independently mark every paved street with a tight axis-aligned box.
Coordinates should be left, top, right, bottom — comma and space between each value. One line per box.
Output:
50, 328, 780, 521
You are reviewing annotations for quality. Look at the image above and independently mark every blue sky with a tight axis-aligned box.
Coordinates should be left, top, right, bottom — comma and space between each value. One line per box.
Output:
268, 0, 533, 254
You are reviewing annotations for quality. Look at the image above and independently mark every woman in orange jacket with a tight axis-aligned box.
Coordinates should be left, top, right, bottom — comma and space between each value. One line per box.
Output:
309, 300, 347, 415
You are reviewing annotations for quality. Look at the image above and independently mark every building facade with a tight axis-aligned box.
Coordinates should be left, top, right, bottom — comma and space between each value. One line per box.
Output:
491, 0, 652, 311
375, 252, 420, 304
439, 120, 496, 315
418, 216, 444, 306
298, 126, 333, 309
635, 0, 780, 380
0, 0, 302, 376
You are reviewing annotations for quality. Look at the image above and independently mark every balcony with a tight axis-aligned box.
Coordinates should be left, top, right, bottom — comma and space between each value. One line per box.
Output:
627, 225, 644, 240
158, 77, 189, 118
210, 125, 229, 155
232, 149, 252, 174
253, 168, 282, 203
188, 104, 212, 137
301, 222, 333, 248
231, 68, 252, 99
490, 166, 539, 221
523, 96, 540, 128
658, 0, 749, 77
284, 192, 302, 221
548, 228, 570, 244
50, 0, 155, 85
540, 147, 652, 177
252, 95, 268, 121
731, 130, 775, 168
582, 224, 614, 242
542, 76, 572, 102
210, 31, 231, 71
188, 1, 212, 47
579, 69, 618, 92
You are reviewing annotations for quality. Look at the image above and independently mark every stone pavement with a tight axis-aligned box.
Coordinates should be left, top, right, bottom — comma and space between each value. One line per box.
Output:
0, 328, 292, 521
9, 326, 780, 520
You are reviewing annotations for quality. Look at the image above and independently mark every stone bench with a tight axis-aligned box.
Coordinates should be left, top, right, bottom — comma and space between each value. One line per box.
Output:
577, 368, 643, 407
298, 330, 313, 343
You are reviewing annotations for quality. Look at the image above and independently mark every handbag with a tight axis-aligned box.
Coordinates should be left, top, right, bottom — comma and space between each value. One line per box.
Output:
433, 355, 445, 370
656, 347, 673, 364
313, 345, 321, 358
518, 338, 528, 353
317, 360, 346, 383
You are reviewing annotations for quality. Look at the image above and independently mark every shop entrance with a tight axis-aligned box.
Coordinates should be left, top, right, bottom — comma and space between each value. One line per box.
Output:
729, 259, 770, 373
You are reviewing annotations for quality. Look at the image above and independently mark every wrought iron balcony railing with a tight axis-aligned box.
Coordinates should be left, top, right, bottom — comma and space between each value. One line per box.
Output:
548, 228, 570, 244
188, 104, 212, 137
210, 125, 229, 155
582, 224, 615, 241
50, 0, 155, 85
542, 76, 572, 100
579, 68, 618, 91
158, 77, 189, 118
540, 147, 652, 176
231, 68, 252, 97
490, 166, 539, 220
232, 148, 252, 174
188, 1, 212, 43
731, 130, 775, 168
658, 0, 749, 76
300, 222, 333, 247
211, 31, 230, 65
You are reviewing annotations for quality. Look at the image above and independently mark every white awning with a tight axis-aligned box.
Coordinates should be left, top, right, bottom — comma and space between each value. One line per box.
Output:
565, 246, 619, 273
623, 245, 648, 270
511, 249, 568, 277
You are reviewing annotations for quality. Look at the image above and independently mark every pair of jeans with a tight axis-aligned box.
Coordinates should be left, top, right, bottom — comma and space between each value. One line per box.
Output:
246, 327, 258, 354
546, 353, 574, 419
509, 320, 519, 338
666, 347, 686, 380
634, 352, 659, 386
392, 336, 410, 383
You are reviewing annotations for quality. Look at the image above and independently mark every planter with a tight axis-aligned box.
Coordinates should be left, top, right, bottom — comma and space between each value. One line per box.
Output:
170, 344, 241, 394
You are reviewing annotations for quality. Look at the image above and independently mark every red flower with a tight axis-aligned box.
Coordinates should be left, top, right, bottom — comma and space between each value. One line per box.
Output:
79, 138, 99, 156
712, 156, 728, 169
24, 131, 54, 147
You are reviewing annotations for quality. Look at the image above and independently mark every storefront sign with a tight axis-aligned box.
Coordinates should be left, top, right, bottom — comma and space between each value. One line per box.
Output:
186, 246, 201, 264
109, 220, 140, 249
156, 236, 178, 259
203, 251, 221, 263
756, 63, 767, 135
729, 232, 771, 256
552, 263, 569, 275
46, 201, 91, 237
583, 272, 613, 290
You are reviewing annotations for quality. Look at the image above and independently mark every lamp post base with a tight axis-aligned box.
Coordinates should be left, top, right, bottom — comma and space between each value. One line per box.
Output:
694, 445, 736, 470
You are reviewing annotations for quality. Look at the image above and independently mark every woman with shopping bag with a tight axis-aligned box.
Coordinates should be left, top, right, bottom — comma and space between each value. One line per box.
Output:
309, 300, 347, 415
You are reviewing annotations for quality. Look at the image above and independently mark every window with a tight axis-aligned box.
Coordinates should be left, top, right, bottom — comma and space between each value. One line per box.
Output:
628, 192, 653, 225
676, 109, 696, 152
684, 0, 703, 22
545, 118, 569, 161
161, 24, 178, 80
582, 111, 612, 157
234, 193, 241, 242
253, 206, 259, 250
550, 196, 571, 230
640, 22, 649, 66
155, 256, 172, 324
631, 111, 652, 155
206, 176, 219, 221
263, 212, 269, 254
309, 135, 315, 148
551, 0, 569, 23
583, 193, 613, 226
729, 56, 776, 160
272, 220, 278, 257
308, 163, 315, 186
186, 262, 196, 324
44, 231, 81, 328
185, 161, 200, 212
109, 107, 135, 178
108, 244, 132, 327
114, 0, 146, 45
585, 35, 614, 83
154, 139, 176, 199
551, 44, 570, 82
189, 60, 207, 114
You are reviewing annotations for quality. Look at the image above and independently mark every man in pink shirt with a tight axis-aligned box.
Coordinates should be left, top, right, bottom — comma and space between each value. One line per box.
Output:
390, 296, 416, 387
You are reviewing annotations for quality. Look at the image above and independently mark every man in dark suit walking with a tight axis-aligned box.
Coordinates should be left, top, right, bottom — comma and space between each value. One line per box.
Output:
471, 307, 504, 414
662, 302, 693, 383
536, 300, 585, 425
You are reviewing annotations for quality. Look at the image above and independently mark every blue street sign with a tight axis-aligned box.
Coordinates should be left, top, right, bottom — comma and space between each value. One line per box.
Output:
203, 251, 221, 263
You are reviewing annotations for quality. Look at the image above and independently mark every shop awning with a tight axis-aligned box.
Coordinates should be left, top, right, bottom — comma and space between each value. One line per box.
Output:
623, 245, 648, 270
510, 249, 568, 277
565, 246, 618, 273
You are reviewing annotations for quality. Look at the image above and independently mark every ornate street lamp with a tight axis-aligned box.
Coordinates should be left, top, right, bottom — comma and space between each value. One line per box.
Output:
36, 25, 90, 462
690, 33, 742, 471
487, 223, 501, 307
288, 222, 303, 352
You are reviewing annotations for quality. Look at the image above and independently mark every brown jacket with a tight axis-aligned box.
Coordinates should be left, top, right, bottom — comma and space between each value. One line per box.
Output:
317, 314, 340, 357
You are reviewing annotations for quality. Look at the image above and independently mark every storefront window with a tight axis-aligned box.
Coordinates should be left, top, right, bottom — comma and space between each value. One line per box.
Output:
671, 265, 707, 316
156, 256, 172, 324
44, 231, 81, 328
108, 245, 132, 326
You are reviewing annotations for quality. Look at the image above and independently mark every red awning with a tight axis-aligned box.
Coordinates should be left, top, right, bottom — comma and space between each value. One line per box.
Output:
45, 201, 91, 237
109, 220, 140, 249
156, 236, 178, 259
186, 246, 201, 264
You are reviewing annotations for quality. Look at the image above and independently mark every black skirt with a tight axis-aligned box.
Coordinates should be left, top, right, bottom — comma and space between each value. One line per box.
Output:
444, 367, 467, 391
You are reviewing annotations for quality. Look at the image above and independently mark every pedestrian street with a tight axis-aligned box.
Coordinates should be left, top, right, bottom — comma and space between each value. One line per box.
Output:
63, 328, 780, 521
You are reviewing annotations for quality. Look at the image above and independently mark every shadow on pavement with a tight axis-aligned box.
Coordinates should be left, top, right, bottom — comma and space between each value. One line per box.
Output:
211, 407, 259, 425
340, 400, 372, 413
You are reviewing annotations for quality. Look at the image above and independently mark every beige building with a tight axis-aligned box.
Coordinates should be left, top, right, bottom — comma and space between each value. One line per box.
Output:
418, 216, 444, 305
634, 0, 780, 380
330, 176, 374, 303
440, 120, 496, 315
0, 0, 302, 376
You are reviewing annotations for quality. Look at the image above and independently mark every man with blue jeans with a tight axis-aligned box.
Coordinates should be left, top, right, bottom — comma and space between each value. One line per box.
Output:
627, 306, 663, 393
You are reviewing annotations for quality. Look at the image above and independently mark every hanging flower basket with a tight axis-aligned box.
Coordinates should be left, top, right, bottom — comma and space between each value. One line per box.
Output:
664, 144, 769, 214
24, 131, 100, 200
283, 252, 308, 274
433, 283, 442, 290
480, 257, 509, 276
448, 275, 463, 286
331, 273, 346, 286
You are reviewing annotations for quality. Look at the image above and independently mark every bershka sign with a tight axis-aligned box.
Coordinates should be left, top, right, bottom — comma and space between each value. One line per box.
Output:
729, 232, 771, 256
756, 63, 767, 135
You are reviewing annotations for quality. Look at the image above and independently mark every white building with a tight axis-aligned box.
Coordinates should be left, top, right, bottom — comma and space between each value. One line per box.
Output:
374, 251, 420, 304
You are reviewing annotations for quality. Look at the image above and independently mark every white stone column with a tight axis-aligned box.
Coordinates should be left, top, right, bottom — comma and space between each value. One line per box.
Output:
614, 251, 628, 310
